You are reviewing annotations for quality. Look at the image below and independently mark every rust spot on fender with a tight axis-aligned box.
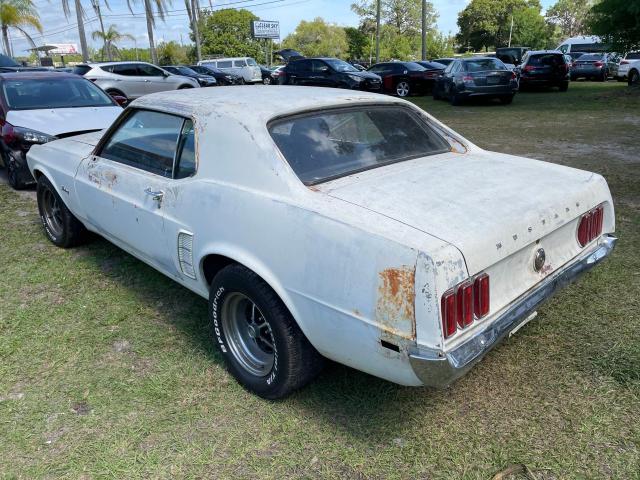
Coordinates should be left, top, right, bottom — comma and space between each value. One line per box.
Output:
376, 266, 416, 340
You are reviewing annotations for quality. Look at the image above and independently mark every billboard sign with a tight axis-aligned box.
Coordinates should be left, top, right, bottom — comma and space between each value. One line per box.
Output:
48, 43, 79, 55
251, 20, 280, 39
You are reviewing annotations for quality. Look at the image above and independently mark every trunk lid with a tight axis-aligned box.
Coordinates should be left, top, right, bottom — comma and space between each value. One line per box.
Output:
318, 150, 610, 275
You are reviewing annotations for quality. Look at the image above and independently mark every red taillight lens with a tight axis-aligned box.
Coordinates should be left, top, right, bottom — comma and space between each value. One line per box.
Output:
594, 61, 604, 67
441, 273, 490, 338
511, 71, 517, 80
523, 65, 536, 72
577, 205, 604, 247
441, 291, 457, 339
621, 60, 629, 65
474, 273, 490, 318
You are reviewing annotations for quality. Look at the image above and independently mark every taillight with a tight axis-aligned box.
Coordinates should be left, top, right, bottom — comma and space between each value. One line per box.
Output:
577, 205, 604, 247
523, 65, 536, 72
441, 273, 490, 339
594, 61, 604, 67
620, 60, 629, 65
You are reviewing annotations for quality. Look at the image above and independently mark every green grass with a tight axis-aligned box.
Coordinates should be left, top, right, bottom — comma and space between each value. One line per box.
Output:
1, 82, 639, 479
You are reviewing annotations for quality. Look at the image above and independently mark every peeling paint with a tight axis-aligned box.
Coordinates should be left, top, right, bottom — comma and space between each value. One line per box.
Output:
376, 266, 416, 339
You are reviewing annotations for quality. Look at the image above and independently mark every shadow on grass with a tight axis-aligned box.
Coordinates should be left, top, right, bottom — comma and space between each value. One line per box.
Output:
68, 235, 438, 440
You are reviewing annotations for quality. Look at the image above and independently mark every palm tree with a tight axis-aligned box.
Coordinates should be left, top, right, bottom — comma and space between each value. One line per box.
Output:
59, 0, 89, 62
92, 24, 133, 61
0, 0, 42, 57
127, 0, 170, 65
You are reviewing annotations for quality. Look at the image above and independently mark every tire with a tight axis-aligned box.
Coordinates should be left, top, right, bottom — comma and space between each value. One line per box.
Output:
6, 156, 26, 190
499, 94, 514, 105
395, 80, 410, 97
238, 78, 246, 85
559, 82, 569, 92
105, 89, 127, 100
178, 84, 194, 89
262, 77, 272, 85
629, 70, 640, 86
209, 264, 324, 399
599, 70, 608, 82
450, 89, 462, 106
36, 175, 87, 248
432, 86, 440, 100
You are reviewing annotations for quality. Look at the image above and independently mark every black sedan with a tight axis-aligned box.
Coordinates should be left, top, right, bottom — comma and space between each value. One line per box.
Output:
432, 57, 518, 105
163, 66, 216, 87
368, 61, 437, 97
280, 58, 382, 92
189, 65, 243, 86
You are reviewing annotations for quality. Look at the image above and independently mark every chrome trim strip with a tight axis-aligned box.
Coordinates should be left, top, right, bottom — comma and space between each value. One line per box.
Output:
409, 234, 617, 388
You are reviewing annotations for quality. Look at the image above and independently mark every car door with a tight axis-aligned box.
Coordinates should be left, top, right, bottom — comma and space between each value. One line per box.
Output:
110, 63, 145, 98
441, 61, 456, 95
309, 60, 332, 87
74, 109, 195, 276
137, 63, 174, 93
289, 60, 310, 85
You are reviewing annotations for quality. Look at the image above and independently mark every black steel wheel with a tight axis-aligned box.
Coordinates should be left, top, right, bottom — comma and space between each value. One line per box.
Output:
36, 175, 87, 248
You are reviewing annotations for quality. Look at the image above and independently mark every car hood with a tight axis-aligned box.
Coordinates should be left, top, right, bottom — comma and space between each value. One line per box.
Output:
6, 106, 122, 136
317, 150, 611, 274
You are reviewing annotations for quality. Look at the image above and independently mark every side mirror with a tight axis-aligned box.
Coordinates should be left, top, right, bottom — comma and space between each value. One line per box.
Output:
111, 95, 128, 106
319, 66, 330, 74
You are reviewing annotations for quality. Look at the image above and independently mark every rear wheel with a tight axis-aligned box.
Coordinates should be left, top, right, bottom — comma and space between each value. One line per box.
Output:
209, 264, 324, 399
36, 175, 87, 248
6, 157, 26, 190
499, 94, 514, 105
262, 76, 272, 85
449, 88, 462, 106
178, 84, 194, 89
629, 70, 640, 86
395, 80, 410, 97
599, 70, 608, 82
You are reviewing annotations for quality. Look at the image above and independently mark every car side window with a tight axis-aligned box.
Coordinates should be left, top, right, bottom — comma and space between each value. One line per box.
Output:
311, 60, 328, 73
100, 110, 185, 178
138, 64, 164, 77
174, 119, 196, 179
113, 64, 138, 76
444, 62, 454, 74
217, 60, 232, 68
233, 60, 247, 67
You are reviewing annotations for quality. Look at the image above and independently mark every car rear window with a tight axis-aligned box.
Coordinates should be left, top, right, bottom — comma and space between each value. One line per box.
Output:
73, 65, 91, 76
528, 54, 565, 66
269, 105, 450, 185
577, 54, 603, 61
3, 77, 115, 110
464, 59, 506, 72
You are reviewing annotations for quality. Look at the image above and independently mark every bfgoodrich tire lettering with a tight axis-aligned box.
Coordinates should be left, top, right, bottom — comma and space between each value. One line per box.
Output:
209, 264, 323, 399
36, 175, 87, 248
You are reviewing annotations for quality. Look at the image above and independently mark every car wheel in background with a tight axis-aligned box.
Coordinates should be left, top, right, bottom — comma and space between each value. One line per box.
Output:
6, 158, 26, 190
395, 81, 410, 97
599, 70, 608, 82
263, 77, 272, 85
629, 70, 639, 86
36, 175, 87, 248
238, 78, 246, 85
449, 88, 462, 106
105, 89, 128, 101
178, 84, 194, 89
432, 85, 441, 100
559, 82, 569, 92
499, 94, 514, 105
209, 264, 324, 399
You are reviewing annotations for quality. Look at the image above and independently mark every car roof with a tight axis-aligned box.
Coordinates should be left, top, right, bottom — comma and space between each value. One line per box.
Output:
0, 71, 82, 80
133, 86, 402, 125
86, 61, 151, 66
527, 50, 564, 55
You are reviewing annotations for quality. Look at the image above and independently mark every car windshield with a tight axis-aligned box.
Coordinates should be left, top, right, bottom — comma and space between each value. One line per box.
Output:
324, 59, 359, 72
464, 59, 506, 71
246, 58, 257, 66
269, 106, 450, 185
3, 77, 115, 110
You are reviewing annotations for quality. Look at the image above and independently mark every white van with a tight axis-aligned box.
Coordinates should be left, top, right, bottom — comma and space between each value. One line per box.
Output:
557, 35, 606, 54
198, 57, 262, 84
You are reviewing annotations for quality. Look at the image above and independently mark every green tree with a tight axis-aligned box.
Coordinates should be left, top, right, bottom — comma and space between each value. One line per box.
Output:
157, 40, 188, 65
199, 8, 262, 59
0, 0, 41, 57
588, 0, 640, 53
457, 0, 549, 51
344, 26, 369, 60
546, 0, 592, 39
92, 24, 134, 61
511, 6, 551, 49
282, 17, 349, 58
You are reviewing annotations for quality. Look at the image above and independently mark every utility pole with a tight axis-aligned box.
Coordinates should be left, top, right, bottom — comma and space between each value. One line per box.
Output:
191, 0, 202, 62
421, 0, 426, 60
91, 0, 108, 60
508, 14, 514, 47
75, 0, 89, 62
375, 0, 381, 63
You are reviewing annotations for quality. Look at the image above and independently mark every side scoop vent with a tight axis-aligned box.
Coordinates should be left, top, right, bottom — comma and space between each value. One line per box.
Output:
177, 231, 196, 279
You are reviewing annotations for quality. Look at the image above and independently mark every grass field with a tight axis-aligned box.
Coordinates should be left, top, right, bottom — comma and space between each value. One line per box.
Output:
1, 82, 638, 479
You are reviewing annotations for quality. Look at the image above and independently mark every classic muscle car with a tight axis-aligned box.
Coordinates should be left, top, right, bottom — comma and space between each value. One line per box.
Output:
27, 86, 617, 399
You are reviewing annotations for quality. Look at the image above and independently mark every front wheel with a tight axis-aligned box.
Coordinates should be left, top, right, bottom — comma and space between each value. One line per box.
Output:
6, 157, 26, 190
36, 175, 87, 248
395, 80, 410, 97
262, 77, 272, 85
209, 264, 324, 399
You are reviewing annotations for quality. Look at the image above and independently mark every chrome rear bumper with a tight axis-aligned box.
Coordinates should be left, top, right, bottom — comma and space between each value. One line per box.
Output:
409, 234, 617, 388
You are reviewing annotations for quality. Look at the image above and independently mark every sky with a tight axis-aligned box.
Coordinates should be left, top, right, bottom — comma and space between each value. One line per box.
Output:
9, 0, 555, 57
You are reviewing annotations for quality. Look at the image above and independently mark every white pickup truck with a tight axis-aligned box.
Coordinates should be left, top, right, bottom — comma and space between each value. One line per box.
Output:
616, 52, 640, 84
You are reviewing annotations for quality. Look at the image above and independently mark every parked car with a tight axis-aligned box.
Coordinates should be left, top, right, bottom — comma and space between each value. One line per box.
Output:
77, 61, 199, 100
496, 46, 530, 66
517, 50, 570, 91
189, 65, 243, 86
0, 72, 122, 189
415, 60, 447, 78
570, 53, 611, 81
566, 51, 587, 62
259, 65, 274, 85
269, 65, 285, 84
27, 87, 616, 399
557, 35, 605, 54
0, 53, 48, 72
197, 57, 262, 84
161, 65, 216, 87
433, 57, 518, 105
281, 58, 382, 92
368, 61, 439, 97
616, 52, 640, 83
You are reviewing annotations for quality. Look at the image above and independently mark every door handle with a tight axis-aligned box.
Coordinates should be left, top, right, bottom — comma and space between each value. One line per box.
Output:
144, 187, 164, 201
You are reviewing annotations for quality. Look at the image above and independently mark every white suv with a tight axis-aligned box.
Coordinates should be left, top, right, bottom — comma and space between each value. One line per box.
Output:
616, 52, 640, 84
76, 62, 200, 100
197, 57, 262, 84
